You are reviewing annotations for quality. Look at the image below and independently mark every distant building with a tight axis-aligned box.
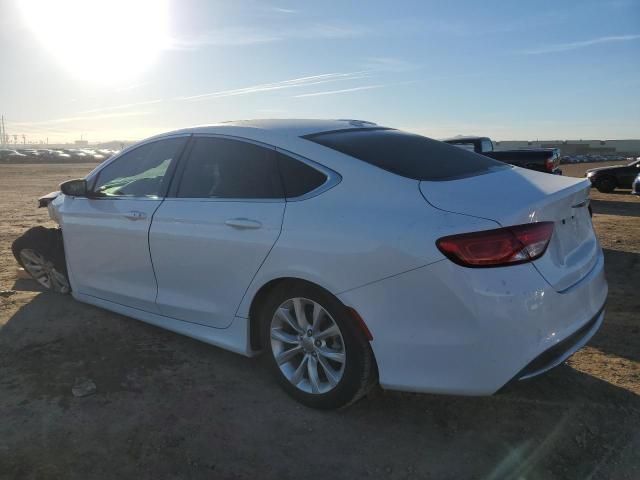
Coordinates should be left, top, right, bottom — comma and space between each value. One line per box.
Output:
74, 139, 89, 146
494, 139, 640, 156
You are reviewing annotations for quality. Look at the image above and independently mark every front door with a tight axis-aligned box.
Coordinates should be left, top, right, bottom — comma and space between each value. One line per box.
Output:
150, 136, 285, 328
60, 136, 188, 312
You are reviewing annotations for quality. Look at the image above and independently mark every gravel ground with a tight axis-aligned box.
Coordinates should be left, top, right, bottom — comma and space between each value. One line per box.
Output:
0, 161, 638, 480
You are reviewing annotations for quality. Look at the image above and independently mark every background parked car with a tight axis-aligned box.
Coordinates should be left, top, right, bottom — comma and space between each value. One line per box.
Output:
0, 149, 27, 161
585, 157, 640, 193
632, 172, 640, 195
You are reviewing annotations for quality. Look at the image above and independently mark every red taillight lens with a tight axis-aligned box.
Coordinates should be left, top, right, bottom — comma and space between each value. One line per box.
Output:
436, 222, 554, 268
545, 155, 557, 172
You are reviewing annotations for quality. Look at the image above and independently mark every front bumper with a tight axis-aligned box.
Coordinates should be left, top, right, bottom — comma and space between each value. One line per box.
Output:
338, 249, 607, 395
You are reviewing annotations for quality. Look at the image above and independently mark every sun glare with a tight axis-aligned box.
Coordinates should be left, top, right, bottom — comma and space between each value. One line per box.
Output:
18, 0, 169, 85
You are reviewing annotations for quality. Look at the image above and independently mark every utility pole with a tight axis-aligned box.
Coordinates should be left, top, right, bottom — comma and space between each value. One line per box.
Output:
0, 115, 6, 148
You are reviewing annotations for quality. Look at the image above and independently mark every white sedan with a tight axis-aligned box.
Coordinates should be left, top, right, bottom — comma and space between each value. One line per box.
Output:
12, 119, 607, 408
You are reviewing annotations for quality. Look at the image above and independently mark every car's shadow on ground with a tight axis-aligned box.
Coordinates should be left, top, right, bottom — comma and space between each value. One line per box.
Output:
591, 195, 640, 218
1, 291, 639, 479
11, 277, 46, 293
591, 249, 640, 363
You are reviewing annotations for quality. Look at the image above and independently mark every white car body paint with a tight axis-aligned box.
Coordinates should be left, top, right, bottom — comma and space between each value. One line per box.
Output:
49, 119, 607, 395
60, 195, 164, 312
150, 198, 285, 328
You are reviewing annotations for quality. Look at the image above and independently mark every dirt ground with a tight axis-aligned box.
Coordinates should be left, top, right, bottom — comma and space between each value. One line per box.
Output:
0, 161, 638, 479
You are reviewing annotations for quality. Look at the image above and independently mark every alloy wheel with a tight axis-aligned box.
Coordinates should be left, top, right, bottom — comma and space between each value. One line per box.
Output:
19, 249, 69, 293
270, 297, 346, 394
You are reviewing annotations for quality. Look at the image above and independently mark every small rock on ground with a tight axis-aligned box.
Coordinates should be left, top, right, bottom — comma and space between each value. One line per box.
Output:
72, 379, 97, 398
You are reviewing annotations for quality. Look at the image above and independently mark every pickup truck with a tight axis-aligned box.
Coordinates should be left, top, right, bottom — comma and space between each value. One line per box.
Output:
444, 136, 562, 175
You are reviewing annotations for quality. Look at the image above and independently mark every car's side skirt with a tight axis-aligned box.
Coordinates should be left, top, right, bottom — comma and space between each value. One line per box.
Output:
73, 292, 254, 357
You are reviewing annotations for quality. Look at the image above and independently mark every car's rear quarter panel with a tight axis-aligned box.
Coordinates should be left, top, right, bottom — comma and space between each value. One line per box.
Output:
338, 249, 607, 395
235, 139, 500, 318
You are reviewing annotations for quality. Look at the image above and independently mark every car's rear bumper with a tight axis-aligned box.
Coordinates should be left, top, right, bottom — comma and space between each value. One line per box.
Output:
338, 249, 607, 395
512, 304, 603, 380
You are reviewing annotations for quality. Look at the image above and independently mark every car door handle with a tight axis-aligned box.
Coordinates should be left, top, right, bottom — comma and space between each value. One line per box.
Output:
225, 218, 262, 229
124, 210, 147, 221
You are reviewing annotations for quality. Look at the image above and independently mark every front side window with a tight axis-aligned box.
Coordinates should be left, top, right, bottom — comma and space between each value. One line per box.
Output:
450, 143, 476, 152
177, 137, 283, 199
480, 138, 493, 152
92, 137, 186, 197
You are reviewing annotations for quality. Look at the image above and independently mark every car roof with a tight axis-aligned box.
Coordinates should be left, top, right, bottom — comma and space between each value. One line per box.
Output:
442, 136, 490, 142
155, 119, 382, 141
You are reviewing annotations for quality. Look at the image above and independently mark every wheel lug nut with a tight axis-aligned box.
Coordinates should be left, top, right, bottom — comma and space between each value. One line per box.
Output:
307, 329, 313, 337
312, 352, 317, 357
315, 340, 321, 347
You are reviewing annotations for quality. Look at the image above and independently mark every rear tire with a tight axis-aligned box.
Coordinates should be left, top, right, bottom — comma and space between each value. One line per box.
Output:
12, 227, 70, 294
595, 176, 616, 193
260, 281, 377, 409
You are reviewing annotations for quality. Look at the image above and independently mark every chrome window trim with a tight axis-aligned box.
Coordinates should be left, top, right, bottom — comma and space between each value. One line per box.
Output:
162, 197, 284, 204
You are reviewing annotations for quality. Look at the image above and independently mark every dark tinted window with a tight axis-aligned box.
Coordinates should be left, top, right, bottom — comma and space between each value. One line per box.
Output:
177, 137, 283, 198
277, 153, 327, 198
305, 128, 508, 181
92, 137, 186, 197
480, 138, 493, 152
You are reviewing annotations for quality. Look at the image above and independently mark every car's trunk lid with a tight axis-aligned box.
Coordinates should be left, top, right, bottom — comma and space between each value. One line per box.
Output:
420, 167, 598, 292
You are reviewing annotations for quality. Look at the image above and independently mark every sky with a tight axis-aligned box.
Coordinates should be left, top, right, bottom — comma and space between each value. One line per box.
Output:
0, 0, 638, 144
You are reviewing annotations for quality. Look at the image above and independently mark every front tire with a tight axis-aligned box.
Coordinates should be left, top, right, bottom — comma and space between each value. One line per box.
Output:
12, 227, 70, 294
595, 176, 616, 193
261, 281, 377, 409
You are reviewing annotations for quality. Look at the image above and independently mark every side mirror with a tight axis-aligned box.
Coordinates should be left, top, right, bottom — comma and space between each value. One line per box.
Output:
60, 179, 88, 197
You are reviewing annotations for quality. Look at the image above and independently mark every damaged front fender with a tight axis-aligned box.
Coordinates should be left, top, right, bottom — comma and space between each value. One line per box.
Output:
38, 191, 60, 208
38, 191, 63, 225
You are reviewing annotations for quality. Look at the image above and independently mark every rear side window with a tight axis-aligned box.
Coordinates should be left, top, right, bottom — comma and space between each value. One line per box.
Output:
304, 128, 508, 181
177, 137, 283, 199
277, 153, 327, 198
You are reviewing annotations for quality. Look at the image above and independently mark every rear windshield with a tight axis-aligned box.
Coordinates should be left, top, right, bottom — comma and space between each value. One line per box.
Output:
304, 128, 509, 181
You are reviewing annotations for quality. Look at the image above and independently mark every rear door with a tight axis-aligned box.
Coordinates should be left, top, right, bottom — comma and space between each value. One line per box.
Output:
60, 136, 188, 312
149, 136, 285, 328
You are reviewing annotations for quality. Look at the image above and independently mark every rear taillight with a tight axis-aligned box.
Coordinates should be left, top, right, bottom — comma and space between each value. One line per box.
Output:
436, 222, 554, 268
545, 155, 556, 172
